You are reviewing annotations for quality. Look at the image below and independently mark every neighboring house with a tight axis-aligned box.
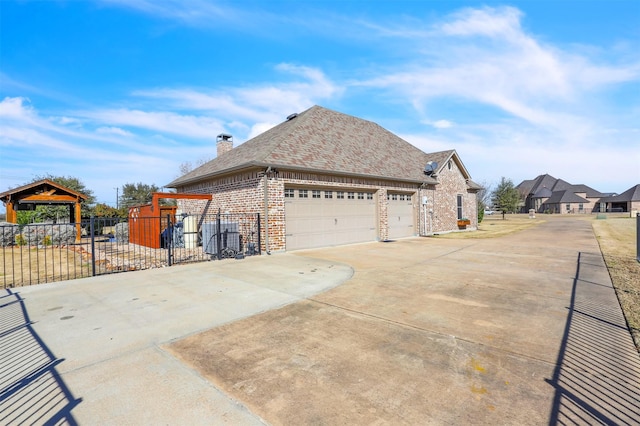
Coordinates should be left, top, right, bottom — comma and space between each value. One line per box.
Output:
598, 184, 640, 213
517, 174, 608, 214
167, 105, 480, 252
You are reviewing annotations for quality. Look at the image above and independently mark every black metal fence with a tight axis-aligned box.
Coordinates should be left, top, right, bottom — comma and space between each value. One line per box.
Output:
1, 212, 261, 288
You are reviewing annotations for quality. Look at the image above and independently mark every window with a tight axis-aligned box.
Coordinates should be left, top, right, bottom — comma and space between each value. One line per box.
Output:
312, 190, 321, 199
347, 192, 355, 199
325, 191, 333, 199
337, 191, 345, 199
285, 188, 294, 198
566, 204, 571, 211
399, 194, 405, 201
579, 203, 584, 212
358, 192, 364, 200
392, 194, 398, 201
457, 194, 463, 220
299, 189, 308, 198
367, 193, 373, 200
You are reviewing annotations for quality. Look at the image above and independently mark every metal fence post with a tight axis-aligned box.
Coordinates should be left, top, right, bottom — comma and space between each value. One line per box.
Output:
636, 212, 639, 263
257, 213, 261, 255
90, 216, 96, 276
167, 214, 173, 267
216, 209, 222, 260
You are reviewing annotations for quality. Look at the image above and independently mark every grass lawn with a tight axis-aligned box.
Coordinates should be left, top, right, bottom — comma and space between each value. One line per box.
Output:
592, 215, 640, 350
0, 246, 91, 288
434, 213, 545, 239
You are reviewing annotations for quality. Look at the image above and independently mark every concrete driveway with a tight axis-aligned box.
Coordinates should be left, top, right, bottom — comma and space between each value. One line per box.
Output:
2, 217, 639, 424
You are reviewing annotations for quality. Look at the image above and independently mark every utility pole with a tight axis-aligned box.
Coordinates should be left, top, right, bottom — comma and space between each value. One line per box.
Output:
115, 187, 119, 209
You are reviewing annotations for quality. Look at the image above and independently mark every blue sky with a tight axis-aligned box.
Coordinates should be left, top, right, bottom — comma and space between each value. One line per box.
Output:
1, 0, 639, 211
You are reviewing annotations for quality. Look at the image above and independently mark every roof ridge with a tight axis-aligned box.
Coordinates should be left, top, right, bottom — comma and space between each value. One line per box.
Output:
168, 105, 458, 187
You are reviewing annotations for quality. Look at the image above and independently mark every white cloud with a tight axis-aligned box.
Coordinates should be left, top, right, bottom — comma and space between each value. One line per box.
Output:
99, 0, 235, 25
438, 6, 524, 39
57, 116, 84, 126
248, 122, 277, 139
131, 64, 343, 136
0, 96, 34, 120
354, 5, 640, 175
80, 109, 223, 140
96, 126, 133, 137
422, 119, 453, 129
0, 99, 191, 210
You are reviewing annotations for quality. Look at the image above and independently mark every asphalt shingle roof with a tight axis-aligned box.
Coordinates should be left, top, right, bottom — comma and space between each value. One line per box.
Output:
545, 190, 589, 204
518, 174, 604, 198
599, 184, 640, 202
168, 106, 461, 188
532, 187, 553, 198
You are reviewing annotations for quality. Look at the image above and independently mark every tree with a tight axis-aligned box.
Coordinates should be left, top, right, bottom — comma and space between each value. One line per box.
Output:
119, 182, 160, 208
476, 181, 492, 223
178, 157, 210, 177
34, 174, 96, 203
94, 203, 127, 218
491, 177, 521, 219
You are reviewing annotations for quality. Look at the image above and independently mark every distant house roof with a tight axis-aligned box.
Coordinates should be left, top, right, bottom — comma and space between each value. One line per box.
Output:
599, 184, 640, 203
545, 190, 589, 204
518, 174, 604, 198
569, 184, 604, 198
168, 105, 475, 188
520, 174, 558, 195
532, 187, 553, 198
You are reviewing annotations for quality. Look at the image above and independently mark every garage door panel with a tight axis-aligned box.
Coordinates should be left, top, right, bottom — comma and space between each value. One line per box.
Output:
285, 190, 376, 250
388, 196, 414, 239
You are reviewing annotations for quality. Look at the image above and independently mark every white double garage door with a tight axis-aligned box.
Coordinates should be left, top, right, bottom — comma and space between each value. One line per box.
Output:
285, 187, 414, 250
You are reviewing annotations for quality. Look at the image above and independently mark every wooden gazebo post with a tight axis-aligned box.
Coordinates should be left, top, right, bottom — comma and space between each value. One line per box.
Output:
75, 197, 82, 242
5, 197, 17, 223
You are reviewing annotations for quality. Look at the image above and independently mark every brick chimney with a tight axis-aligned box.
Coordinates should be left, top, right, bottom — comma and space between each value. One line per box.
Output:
216, 133, 233, 157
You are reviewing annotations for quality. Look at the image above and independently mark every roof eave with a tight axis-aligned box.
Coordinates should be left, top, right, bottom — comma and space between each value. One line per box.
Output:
167, 161, 439, 188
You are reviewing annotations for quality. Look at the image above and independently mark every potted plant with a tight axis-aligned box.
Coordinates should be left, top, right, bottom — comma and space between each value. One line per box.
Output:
457, 218, 471, 228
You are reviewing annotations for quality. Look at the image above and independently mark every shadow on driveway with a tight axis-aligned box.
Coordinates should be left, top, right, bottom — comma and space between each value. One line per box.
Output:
0, 289, 82, 425
547, 252, 640, 425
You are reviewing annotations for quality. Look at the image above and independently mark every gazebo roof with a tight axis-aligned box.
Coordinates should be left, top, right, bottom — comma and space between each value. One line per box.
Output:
0, 179, 88, 205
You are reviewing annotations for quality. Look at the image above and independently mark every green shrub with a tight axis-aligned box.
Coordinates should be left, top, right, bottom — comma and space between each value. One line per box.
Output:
15, 234, 26, 246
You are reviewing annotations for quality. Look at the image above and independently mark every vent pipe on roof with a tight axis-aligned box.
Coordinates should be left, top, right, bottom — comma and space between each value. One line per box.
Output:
216, 133, 233, 157
286, 113, 298, 121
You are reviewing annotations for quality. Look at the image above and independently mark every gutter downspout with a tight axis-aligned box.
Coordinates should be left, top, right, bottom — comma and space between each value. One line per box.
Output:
264, 168, 271, 254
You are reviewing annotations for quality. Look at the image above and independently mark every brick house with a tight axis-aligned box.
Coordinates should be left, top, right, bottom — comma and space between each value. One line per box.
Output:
167, 106, 480, 252
598, 184, 640, 213
517, 174, 608, 214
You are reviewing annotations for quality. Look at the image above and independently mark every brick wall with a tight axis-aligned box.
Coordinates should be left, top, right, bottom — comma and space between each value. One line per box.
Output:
175, 166, 477, 251
424, 159, 477, 233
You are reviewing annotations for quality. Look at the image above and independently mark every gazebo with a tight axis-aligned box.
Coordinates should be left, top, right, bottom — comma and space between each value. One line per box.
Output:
0, 179, 88, 241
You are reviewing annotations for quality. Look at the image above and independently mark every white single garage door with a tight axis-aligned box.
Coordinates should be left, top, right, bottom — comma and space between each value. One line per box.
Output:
387, 193, 415, 239
285, 188, 377, 250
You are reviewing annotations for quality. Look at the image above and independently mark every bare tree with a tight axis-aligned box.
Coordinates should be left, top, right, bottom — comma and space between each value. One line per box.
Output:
476, 181, 493, 222
178, 157, 211, 177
